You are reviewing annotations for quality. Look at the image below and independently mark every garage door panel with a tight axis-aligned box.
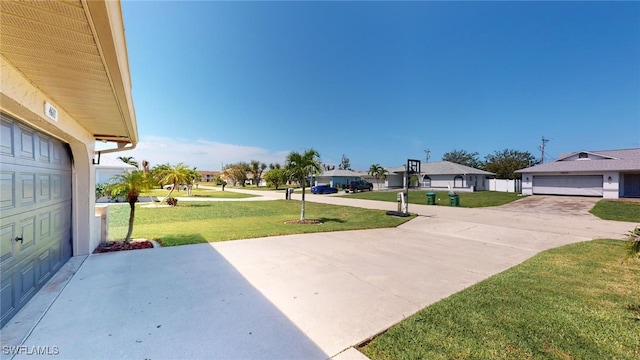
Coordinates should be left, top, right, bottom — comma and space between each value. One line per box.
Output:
20, 172, 36, 206
36, 249, 51, 286
18, 126, 35, 160
0, 172, 15, 210
37, 135, 50, 163
1, 279, 15, 325
1, 224, 16, 266
17, 216, 36, 255
17, 259, 36, 306
0, 113, 72, 328
38, 174, 51, 202
1, 119, 14, 156
533, 175, 603, 196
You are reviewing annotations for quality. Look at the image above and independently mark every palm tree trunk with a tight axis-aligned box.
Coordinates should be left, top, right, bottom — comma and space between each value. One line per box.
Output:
300, 179, 306, 221
125, 201, 135, 243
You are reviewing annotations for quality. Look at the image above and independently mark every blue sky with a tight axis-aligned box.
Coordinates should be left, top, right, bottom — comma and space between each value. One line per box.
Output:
111, 1, 640, 171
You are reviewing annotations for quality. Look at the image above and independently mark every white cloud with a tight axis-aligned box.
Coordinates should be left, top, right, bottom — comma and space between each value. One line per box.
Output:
97, 136, 289, 170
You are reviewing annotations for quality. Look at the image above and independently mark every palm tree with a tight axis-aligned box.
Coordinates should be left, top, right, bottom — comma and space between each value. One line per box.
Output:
368, 164, 387, 190
158, 163, 191, 202
117, 156, 139, 168
107, 170, 152, 243
285, 149, 322, 221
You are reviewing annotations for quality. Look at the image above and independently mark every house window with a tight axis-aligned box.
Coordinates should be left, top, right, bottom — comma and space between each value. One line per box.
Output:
578, 152, 588, 159
423, 175, 431, 187
454, 175, 464, 188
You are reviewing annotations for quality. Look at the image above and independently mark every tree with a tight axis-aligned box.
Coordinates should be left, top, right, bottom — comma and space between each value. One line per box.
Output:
368, 164, 387, 190
184, 167, 201, 196
141, 160, 150, 175
442, 149, 482, 169
338, 154, 351, 170
264, 168, 287, 190
250, 160, 267, 187
224, 162, 251, 187
285, 149, 322, 221
106, 170, 152, 243
156, 163, 192, 202
117, 156, 139, 168
483, 149, 537, 179
322, 163, 335, 171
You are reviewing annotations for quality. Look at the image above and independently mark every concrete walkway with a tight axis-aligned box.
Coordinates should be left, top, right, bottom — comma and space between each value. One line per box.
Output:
2, 190, 636, 359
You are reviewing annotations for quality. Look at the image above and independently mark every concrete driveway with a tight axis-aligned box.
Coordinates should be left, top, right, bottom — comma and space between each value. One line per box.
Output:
2, 193, 636, 360
493, 194, 601, 217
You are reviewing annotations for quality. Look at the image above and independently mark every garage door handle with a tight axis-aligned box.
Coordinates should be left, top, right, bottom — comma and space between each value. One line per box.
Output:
14, 236, 23, 243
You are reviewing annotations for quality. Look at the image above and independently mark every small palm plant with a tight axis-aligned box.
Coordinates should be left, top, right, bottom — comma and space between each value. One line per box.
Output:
158, 163, 191, 203
107, 170, 153, 243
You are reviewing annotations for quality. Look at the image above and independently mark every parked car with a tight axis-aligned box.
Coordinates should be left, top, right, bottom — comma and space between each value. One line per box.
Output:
343, 180, 373, 193
163, 184, 188, 190
311, 185, 338, 194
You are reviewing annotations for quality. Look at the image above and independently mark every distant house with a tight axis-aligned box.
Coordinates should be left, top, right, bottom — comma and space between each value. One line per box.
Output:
385, 161, 495, 192
313, 169, 364, 188
95, 157, 137, 184
516, 148, 640, 199
199, 170, 220, 183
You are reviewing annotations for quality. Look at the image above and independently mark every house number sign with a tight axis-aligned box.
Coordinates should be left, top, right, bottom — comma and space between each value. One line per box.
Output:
44, 102, 58, 122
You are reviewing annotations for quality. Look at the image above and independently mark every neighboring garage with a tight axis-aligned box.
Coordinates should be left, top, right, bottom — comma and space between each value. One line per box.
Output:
517, 149, 640, 199
532, 175, 603, 196
0, 0, 138, 328
1, 115, 73, 327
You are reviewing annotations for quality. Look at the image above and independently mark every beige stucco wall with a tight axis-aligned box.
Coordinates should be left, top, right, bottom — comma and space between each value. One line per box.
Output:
1, 56, 98, 255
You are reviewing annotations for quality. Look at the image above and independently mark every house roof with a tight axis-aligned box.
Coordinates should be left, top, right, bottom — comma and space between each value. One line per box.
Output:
317, 169, 363, 177
95, 157, 137, 170
386, 161, 495, 176
516, 148, 640, 173
0, 0, 138, 149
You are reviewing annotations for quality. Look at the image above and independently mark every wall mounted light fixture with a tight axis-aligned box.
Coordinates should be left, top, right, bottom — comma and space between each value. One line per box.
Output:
607, 176, 612, 182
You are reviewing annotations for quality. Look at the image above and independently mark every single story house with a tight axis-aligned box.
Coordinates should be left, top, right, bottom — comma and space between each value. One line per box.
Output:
95, 157, 138, 184
516, 148, 640, 198
385, 161, 495, 192
1, 0, 137, 327
313, 169, 364, 188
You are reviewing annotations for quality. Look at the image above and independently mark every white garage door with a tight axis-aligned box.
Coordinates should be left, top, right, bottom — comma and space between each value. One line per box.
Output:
1, 114, 72, 328
533, 175, 603, 196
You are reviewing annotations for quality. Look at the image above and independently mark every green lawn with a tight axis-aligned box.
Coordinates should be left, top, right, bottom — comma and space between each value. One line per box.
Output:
341, 190, 523, 208
590, 200, 640, 222
142, 188, 257, 199
360, 240, 640, 360
108, 200, 413, 246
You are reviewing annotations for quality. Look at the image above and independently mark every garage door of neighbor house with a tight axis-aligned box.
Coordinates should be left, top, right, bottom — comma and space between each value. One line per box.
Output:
624, 174, 640, 197
533, 175, 603, 197
1, 114, 72, 328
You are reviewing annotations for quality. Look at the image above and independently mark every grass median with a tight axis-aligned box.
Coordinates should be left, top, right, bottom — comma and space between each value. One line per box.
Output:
360, 239, 640, 359
108, 200, 414, 246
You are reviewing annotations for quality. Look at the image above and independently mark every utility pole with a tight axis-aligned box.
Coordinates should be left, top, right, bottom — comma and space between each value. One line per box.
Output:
424, 149, 430, 162
539, 136, 550, 163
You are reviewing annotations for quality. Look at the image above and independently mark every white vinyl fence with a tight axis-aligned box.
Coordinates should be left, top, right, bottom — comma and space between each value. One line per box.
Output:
489, 179, 522, 193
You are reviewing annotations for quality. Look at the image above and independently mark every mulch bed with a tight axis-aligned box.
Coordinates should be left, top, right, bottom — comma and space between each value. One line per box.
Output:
93, 240, 155, 253
284, 220, 323, 225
